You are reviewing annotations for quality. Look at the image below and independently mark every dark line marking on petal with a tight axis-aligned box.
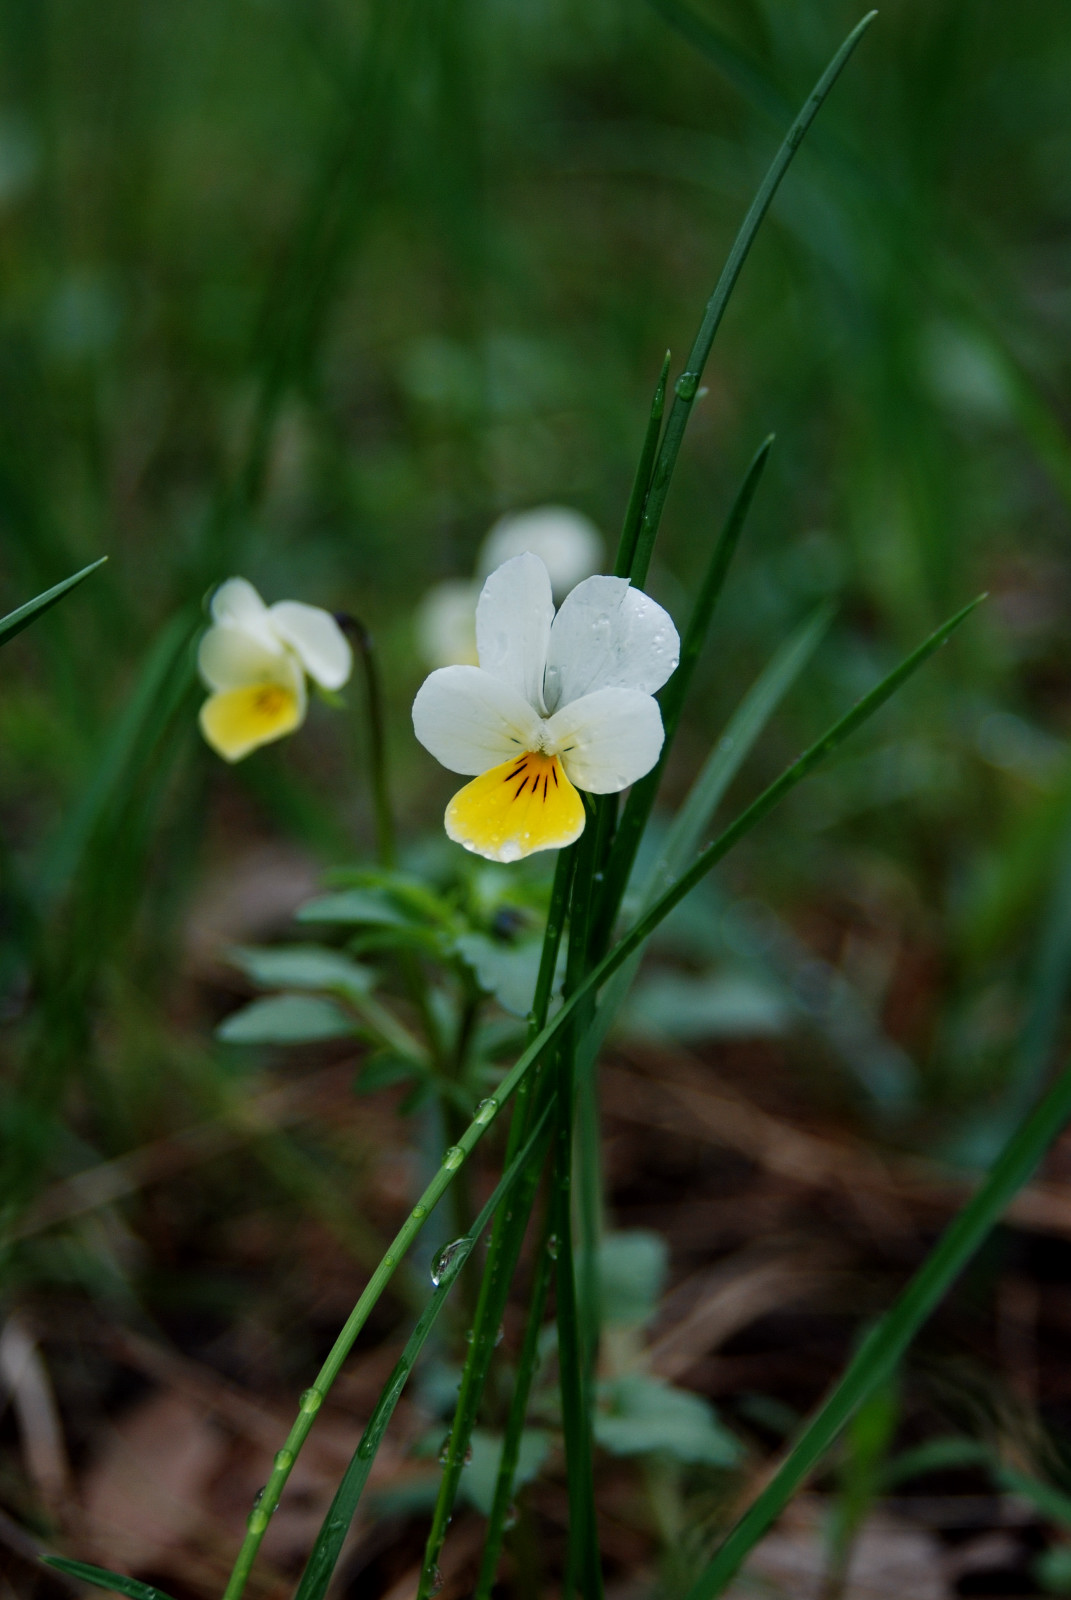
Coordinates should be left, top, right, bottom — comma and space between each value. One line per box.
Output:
543, 776, 548, 800
551, 766, 559, 788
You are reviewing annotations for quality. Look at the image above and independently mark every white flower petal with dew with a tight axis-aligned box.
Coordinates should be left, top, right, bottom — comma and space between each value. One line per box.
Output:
543, 575, 679, 711
475, 551, 553, 714
547, 687, 665, 793
209, 577, 280, 653
412, 664, 544, 776
269, 600, 352, 689
198, 622, 289, 692
478, 506, 603, 599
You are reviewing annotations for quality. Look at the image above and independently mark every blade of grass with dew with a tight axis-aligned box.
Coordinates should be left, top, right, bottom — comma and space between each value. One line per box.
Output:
683, 1047, 1071, 1599
594, 435, 774, 951
412, 851, 577, 1596
291, 1106, 554, 1600
579, 600, 834, 1080
628, 12, 877, 588
0, 557, 107, 648
42, 1559, 179, 1600
216, 597, 979, 1600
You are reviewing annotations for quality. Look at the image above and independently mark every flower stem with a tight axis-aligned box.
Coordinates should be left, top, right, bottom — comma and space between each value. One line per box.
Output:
335, 612, 395, 867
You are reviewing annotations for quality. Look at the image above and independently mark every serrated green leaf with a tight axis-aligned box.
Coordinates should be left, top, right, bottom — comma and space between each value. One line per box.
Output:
217, 993, 359, 1044
42, 1557, 178, 1600
228, 944, 374, 1002
0, 557, 107, 647
596, 1375, 740, 1466
461, 1428, 552, 1516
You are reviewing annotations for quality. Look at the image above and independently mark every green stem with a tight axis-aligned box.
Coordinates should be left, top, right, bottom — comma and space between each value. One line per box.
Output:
628, 11, 877, 589
336, 613, 395, 868
613, 351, 671, 579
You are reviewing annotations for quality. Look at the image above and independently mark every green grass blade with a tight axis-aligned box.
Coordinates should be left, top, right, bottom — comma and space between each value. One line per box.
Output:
684, 1051, 1071, 1599
0, 557, 107, 647
42, 1558, 178, 1600
580, 602, 833, 1076
596, 436, 774, 947
291, 1108, 553, 1600
613, 350, 671, 578
629, 12, 877, 587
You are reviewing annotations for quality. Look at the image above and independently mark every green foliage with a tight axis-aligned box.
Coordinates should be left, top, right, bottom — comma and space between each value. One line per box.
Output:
0, 559, 106, 647
216, 993, 360, 1044
595, 1375, 741, 1467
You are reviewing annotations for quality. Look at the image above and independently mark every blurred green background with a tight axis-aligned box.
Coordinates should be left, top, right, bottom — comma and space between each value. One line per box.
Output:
4, 0, 1071, 1532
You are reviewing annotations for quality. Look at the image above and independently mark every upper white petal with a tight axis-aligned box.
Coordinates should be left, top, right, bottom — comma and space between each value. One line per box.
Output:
546, 687, 664, 793
478, 507, 603, 599
209, 577, 279, 652
412, 665, 544, 776
475, 553, 553, 714
198, 622, 293, 691
269, 600, 352, 689
543, 576, 679, 711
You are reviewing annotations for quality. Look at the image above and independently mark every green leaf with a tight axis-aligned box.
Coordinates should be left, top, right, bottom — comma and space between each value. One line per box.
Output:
42, 1558, 178, 1600
453, 931, 556, 1017
0, 557, 107, 647
596, 1375, 741, 1467
622, 969, 790, 1042
297, 888, 408, 926
217, 993, 359, 1044
461, 1428, 551, 1516
598, 1231, 667, 1327
228, 944, 374, 1003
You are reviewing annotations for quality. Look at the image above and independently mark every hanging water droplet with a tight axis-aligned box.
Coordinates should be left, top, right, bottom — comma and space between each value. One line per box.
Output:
547, 1233, 559, 1260
252, 1486, 266, 1507
465, 1326, 475, 1343
412, 1203, 428, 1220
474, 1097, 497, 1125
674, 371, 698, 400
273, 1448, 294, 1472
428, 1565, 444, 1596
441, 1145, 464, 1171
431, 1237, 467, 1287
504, 1502, 518, 1530
299, 1387, 322, 1415
494, 1324, 505, 1347
438, 1435, 451, 1466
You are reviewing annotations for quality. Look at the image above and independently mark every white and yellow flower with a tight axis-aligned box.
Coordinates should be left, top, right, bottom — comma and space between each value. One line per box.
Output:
197, 577, 352, 762
412, 553, 679, 862
415, 506, 604, 669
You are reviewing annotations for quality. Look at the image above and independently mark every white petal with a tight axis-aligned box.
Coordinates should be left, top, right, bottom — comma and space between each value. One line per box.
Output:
543, 576, 679, 711
547, 687, 664, 793
478, 507, 603, 599
475, 553, 553, 714
209, 577, 279, 651
198, 622, 291, 691
412, 665, 544, 775
415, 580, 480, 667
269, 600, 352, 689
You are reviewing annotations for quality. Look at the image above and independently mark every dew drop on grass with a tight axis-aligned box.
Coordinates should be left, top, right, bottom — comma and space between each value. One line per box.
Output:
441, 1145, 464, 1171
412, 1203, 428, 1220
431, 1238, 467, 1286
438, 1435, 451, 1465
428, 1566, 444, 1595
474, 1097, 497, 1125
547, 1233, 559, 1259
299, 1387, 322, 1415
273, 1448, 294, 1472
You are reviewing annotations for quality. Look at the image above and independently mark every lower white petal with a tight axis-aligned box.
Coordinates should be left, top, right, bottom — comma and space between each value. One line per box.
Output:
546, 686, 664, 793
412, 665, 543, 775
198, 622, 293, 691
543, 575, 679, 710
269, 600, 352, 689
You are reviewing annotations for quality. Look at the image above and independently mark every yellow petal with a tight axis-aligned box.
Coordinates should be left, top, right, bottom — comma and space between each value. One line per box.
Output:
445, 752, 586, 862
199, 682, 304, 762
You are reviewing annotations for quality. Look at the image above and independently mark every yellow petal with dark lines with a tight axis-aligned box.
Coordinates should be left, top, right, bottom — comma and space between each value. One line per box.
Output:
445, 752, 585, 862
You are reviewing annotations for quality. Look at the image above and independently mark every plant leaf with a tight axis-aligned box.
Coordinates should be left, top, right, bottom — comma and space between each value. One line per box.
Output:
596, 1374, 740, 1466
228, 944, 374, 1002
42, 1558, 178, 1600
217, 993, 359, 1043
0, 557, 107, 647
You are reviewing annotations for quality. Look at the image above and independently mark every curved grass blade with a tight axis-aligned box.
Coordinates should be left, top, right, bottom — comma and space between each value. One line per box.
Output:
218, 596, 980, 1600
0, 557, 107, 648
596, 435, 775, 948
42, 1558, 178, 1600
291, 1107, 553, 1600
629, 12, 878, 588
613, 350, 671, 578
683, 1049, 1071, 1599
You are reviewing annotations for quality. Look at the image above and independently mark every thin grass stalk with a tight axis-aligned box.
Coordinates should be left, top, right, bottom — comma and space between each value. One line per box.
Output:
0, 556, 107, 648
474, 1208, 557, 1599
594, 433, 774, 950
216, 597, 978, 1597
684, 1053, 1071, 1599
336, 613, 395, 868
628, 12, 877, 590
613, 351, 671, 579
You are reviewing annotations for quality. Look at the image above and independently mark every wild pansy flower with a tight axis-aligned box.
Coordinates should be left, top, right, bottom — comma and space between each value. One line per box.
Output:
198, 578, 352, 762
412, 553, 679, 862
416, 506, 604, 669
